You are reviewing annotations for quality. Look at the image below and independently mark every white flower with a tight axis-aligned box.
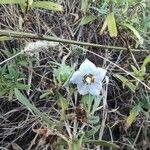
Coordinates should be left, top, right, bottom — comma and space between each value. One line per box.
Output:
23, 41, 59, 56
70, 59, 106, 96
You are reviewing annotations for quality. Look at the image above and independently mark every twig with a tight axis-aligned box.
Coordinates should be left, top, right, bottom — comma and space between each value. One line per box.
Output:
27, 61, 33, 96
0, 29, 149, 53
99, 76, 109, 140
132, 120, 144, 148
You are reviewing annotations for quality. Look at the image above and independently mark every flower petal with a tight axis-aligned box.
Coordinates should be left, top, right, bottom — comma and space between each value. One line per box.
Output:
89, 83, 102, 96
70, 71, 82, 84
79, 59, 96, 74
94, 67, 106, 82
77, 84, 89, 95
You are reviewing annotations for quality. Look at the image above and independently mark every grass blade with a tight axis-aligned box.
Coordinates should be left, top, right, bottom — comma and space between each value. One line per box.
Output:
83, 140, 120, 149
123, 23, 143, 44
80, 15, 97, 26
125, 104, 142, 130
106, 13, 118, 37
0, 0, 24, 4
14, 88, 53, 127
32, 1, 63, 11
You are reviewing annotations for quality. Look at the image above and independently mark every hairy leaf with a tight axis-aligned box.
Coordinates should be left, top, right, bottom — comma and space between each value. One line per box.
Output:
57, 96, 69, 111
123, 23, 143, 44
28, 0, 33, 6
83, 140, 120, 149
106, 13, 118, 37
125, 104, 142, 129
80, 15, 97, 26
85, 125, 100, 137
81, 0, 89, 13
0, 0, 24, 4
141, 55, 150, 75
99, 19, 107, 35
0, 36, 13, 41
32, 1, 63, 11
14, 89, 53, 127
114, 74, 136, 92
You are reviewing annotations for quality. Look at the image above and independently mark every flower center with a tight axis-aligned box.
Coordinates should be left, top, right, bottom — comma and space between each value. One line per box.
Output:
83, 74, 95, 85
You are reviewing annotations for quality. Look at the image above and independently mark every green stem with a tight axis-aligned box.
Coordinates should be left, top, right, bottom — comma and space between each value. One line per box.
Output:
83, 140, 120, 149
0, 29, 149, 53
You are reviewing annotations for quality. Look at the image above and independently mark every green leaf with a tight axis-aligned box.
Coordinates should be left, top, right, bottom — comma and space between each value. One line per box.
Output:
57, 96, 69, 111
68, 132, 85, 150
125, 104, 142, 129
14, 89, 53, 127
131, 65, 144, 80
57, 95, 69, 120
54, 63, 74, 85
79, 15, 97, 26
40, 91, 52, 99
123, 23, 143, 44
89, 116, 99, 124
131, 65, 139, 75
85, 125, 100, 137
16, 83, 30, 90
81, 0, 89, 14
19, 3, 27, 13
0, 36, 13, 41
141, 54, 150, 71
0, 89, 7, 96
91, 96, 102, 114
31, 1, 63, 11
28, 0, 33, 6
81, 94, 94, 112
99, 19, 107, 35
114, 74, 136, 92
0, 0, 24, 4
83, 140, 120, 149
8, 89, 14, 101
106, 13, 118, 37
122, 2, 129, 14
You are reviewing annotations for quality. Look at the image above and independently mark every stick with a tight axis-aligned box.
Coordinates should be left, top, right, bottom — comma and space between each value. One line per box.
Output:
0, 29, 149, 53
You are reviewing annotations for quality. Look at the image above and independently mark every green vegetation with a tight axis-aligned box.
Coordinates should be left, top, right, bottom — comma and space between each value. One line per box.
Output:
0, 0, 149, 149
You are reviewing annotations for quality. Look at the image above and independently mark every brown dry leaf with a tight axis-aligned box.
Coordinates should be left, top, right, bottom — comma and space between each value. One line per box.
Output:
75, 105, 88, 124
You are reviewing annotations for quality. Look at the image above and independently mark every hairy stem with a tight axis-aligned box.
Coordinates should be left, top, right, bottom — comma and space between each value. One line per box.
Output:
0, 29, 149, 53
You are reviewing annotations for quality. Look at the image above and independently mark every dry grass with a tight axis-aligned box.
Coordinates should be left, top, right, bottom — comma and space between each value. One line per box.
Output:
0, 1, 150, 150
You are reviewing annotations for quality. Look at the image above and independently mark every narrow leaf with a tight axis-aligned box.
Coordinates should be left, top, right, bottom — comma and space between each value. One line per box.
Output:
0, 36, 13, 41
114, 74, 136, 92
28, 0, 33, 6
57, 96, 69, 111
80, 15, 97, 26
0, 0, 24, 4
125, 104, 142, 129
14, 89, 53, 126
131, 65, 139, 75
141, 55, 150, 75
40, 91, 51, 99
81, 94, 94, 112
16, 83, 30, 90
32, 1, 63, 11
89, 116, 99, 124
106, 13, 118, 37
83, 140, 120, 149
19, 3, 26, 13
81, 0, 89, 14
69, 132, 85, 150
99, 19, 107, 35
141, 54, 150, 69
123, 23, 143, 44
91, 96, 102, 114
85, 125, 100, 137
